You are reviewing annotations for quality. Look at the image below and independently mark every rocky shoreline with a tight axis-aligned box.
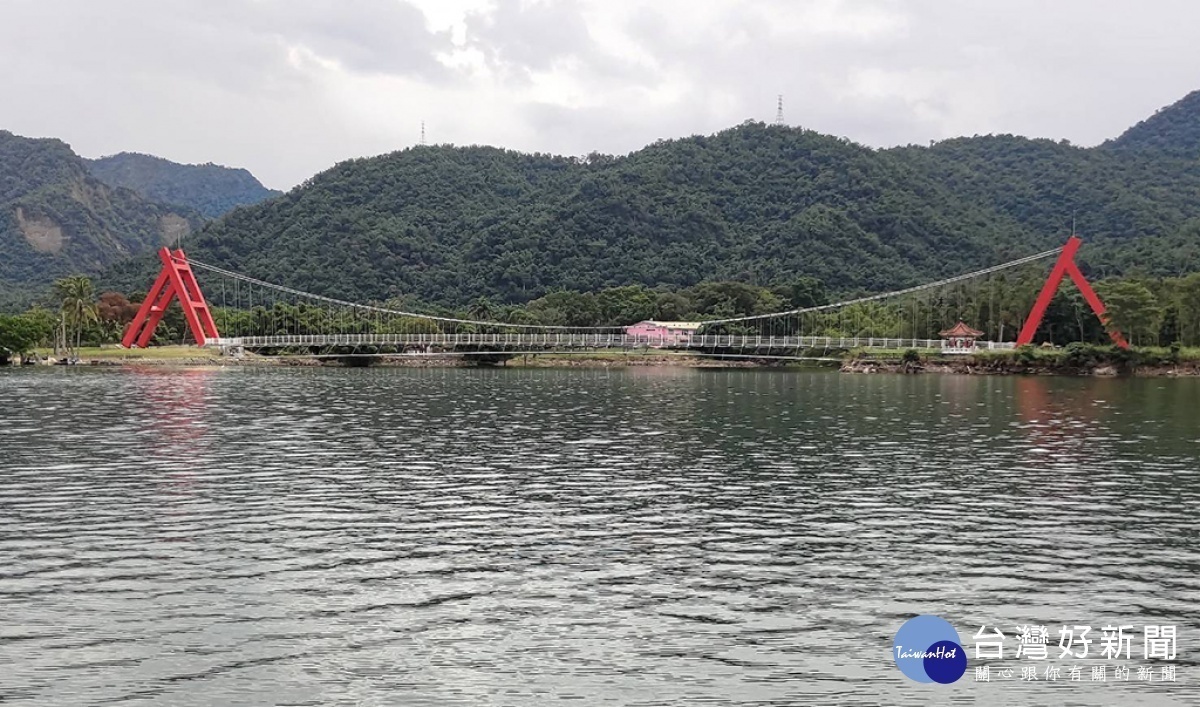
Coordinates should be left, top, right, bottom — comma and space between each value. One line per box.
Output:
840, 357, 1200, 377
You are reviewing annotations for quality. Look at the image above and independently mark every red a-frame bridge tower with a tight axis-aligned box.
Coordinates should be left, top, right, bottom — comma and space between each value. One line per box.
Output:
121, 248, 220, 348
1015, 235, 1128, 349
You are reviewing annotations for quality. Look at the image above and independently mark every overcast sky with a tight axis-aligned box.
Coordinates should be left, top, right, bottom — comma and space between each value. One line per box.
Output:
1, 0, 1197, 189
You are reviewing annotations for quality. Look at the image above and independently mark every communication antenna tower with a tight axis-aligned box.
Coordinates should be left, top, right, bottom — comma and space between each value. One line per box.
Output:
775, 95, 784, 125
421, 121, 426, 145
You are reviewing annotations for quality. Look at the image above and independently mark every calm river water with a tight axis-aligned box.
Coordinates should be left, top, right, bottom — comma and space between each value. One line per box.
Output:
1, 367, 1198, 706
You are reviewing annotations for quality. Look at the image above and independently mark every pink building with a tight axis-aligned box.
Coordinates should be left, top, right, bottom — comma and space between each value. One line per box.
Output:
625, 320, 703, 346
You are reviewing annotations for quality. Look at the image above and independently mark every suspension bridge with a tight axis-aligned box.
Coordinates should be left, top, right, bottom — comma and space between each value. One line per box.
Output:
120, 236, 1127, 360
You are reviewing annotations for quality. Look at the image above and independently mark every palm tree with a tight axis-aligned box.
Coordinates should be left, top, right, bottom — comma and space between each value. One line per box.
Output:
54, 275, 98, 359
468, 296, 496, 321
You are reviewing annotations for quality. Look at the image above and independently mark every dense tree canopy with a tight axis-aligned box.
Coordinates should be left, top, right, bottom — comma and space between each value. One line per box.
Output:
8, 89, 1200, 319
1103, 89, 1200, 160
108, 105, 1200, 310
0, 311, 52, 363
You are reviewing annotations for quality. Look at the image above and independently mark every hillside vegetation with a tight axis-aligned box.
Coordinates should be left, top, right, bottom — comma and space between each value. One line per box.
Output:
1103, 89, 1200, 160
9, 88, 1200, 315
87, 152, 281, 218
173, 102, 1200, 307
181, 125, 1041, 304
0, 131, 202, 309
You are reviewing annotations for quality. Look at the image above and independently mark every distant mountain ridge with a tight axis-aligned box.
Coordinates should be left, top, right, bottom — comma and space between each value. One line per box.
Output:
86, 152, 281, 218
1103, 89, 1200, 159
0, 130, 204, 309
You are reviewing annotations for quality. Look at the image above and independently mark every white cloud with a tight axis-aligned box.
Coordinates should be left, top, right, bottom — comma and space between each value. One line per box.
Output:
0, 0, 1196, 189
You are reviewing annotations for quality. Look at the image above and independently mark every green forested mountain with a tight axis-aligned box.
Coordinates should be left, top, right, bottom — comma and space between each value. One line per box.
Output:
891, 134, 1200, 275
177, 125, 1042, 305
0, 87, 1188, 316
1103, 89, 1200, 160
86, 152, 281, 218
0, 130, 203, 309
161, 97, 1200, 308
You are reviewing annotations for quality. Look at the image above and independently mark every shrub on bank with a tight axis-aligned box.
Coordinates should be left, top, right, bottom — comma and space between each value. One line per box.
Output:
992, 343, 1199, 370
845, 342, 1200, 372
845, 347, 934, 363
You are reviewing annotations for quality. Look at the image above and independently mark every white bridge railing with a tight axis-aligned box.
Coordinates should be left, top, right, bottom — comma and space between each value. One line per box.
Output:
209, 333, 1017, 352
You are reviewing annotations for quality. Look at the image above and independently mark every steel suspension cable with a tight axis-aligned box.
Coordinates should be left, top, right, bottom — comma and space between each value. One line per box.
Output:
698, 247, 1062, 326
185, 245, 1060, 334
185, 258, 627, 332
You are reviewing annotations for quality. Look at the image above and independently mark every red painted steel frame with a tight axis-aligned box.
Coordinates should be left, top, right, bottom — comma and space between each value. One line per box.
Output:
1016, 236, 1128, 349
121, 248, 220, 347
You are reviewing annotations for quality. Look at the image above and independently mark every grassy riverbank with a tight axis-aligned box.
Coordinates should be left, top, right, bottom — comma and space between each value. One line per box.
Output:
32, 345, 222, 361
843, 343, 1200, 376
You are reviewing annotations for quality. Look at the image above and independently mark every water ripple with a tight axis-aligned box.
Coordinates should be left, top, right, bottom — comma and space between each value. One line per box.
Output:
1, 367, 1197, 706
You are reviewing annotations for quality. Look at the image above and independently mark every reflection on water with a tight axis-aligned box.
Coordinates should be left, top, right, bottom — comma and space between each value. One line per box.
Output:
1, 367, 1197, 706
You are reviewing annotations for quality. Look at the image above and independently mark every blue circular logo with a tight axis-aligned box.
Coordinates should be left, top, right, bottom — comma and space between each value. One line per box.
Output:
893, 615, 967, 684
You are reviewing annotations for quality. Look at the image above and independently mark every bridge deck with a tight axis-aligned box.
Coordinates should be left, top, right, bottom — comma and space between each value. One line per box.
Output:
210, 333, 1015, 353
